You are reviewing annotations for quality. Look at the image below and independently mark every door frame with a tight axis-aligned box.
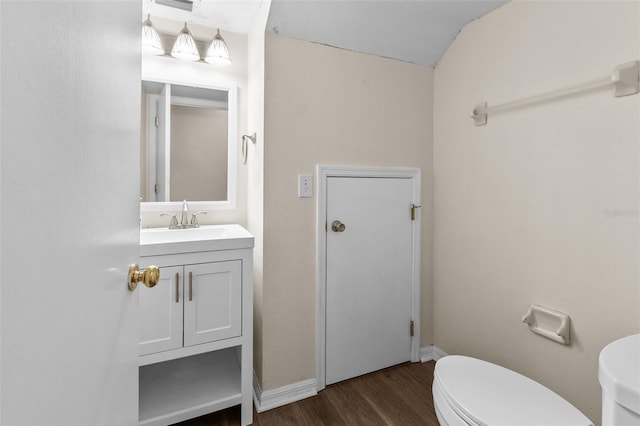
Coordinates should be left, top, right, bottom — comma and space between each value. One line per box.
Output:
316, 165, 422, 391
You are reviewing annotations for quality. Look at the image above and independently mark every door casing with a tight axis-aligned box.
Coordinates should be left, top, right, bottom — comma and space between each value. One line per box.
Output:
316, 165, 422, 391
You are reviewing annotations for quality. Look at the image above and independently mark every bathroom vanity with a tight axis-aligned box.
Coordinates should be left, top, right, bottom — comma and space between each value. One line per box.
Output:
138, 225, 253, 426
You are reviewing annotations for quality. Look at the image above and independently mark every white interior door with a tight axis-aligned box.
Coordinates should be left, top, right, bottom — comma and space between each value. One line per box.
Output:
146, 94, 160, 202
1, 2, 141, 424
325, 176, 415, 385
157, 83, 171, 201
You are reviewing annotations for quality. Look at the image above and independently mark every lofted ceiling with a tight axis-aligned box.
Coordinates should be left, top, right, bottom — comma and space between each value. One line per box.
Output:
143, 0, 508, 67
266, 0, 507, 66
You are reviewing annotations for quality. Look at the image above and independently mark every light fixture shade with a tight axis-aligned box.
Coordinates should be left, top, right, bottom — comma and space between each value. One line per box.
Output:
205, 29, 231, 65
142, 15, 164, 55
171, 23, 200, 61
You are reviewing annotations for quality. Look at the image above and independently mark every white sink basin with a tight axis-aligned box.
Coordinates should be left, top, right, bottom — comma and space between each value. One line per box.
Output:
140, 224, 254, 256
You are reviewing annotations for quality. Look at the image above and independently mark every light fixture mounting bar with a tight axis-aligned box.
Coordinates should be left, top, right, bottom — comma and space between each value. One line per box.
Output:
155, 0, 193, 12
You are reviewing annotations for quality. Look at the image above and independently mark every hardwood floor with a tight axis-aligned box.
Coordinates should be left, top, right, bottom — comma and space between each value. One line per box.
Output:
176, 361, 440, 426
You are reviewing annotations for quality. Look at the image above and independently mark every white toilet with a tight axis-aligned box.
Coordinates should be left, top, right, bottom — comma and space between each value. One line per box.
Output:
433, 355, 593, 426
599, 334, 640, 425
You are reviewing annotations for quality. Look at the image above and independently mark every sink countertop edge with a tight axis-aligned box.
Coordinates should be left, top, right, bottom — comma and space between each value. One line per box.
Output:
140, 224, 254, 257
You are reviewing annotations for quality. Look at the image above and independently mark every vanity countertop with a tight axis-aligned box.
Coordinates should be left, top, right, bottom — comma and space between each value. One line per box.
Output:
140, 224, 254, 256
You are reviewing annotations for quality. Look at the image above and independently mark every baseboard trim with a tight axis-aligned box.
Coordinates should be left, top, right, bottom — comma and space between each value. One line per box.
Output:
253, 347, 445, 412
253, 372, 317, 413
420, 345, 448, 362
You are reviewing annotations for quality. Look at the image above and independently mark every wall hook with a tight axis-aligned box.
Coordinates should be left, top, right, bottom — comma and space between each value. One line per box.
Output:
241, 133, 257, 164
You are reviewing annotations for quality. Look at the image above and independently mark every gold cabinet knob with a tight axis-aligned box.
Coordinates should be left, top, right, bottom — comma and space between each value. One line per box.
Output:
128, 264, 160, 291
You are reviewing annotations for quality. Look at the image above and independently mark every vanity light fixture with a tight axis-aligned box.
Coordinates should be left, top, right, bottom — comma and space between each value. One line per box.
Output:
141, 14, 164, 55
171, 22, 200, 61
205, 29, 231, 65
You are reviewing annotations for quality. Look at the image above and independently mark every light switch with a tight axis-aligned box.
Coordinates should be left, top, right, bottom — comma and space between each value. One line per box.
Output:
298, 174, 312, 198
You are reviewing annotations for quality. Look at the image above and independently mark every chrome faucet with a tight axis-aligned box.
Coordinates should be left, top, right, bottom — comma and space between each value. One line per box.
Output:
160, 200, 206, 229
181, 200, 189, 226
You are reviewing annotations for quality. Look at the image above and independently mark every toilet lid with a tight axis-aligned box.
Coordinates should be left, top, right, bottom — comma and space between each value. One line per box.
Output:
599, 334, 640, 415
434, 355, 593, 426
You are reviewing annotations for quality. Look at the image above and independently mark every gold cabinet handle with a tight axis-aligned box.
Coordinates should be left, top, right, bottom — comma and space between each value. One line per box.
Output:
175, 272, 179, 303
188, 271, 193, 301
128, 264, 160, 291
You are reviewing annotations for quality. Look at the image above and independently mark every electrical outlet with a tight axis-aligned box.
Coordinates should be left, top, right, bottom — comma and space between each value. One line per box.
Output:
298, 174, 312, 198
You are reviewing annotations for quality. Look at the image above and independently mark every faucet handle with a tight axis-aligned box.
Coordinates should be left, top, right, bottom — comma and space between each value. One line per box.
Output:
160, 212, 179, 228
190, 211, 207, 226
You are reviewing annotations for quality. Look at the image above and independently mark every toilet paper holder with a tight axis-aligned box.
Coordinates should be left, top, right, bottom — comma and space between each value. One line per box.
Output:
522, 304, 571, 345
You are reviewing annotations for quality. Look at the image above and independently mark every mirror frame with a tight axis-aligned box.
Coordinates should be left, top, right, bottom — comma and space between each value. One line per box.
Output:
140, 77, 238, 212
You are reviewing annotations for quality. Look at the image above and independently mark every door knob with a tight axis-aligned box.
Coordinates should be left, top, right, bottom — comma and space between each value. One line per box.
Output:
331, 220, 346, 232
128, 264, 160, 291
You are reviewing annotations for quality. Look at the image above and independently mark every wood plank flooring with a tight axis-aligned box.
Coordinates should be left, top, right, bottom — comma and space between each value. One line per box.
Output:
176, 361, 439, 426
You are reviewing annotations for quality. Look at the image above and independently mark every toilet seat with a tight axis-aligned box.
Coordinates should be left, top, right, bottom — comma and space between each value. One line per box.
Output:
433, 355, 593, 426
433, 374, 480, 426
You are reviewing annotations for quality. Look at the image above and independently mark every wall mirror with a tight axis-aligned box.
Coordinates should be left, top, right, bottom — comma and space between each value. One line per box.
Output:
140, 79, 237, 211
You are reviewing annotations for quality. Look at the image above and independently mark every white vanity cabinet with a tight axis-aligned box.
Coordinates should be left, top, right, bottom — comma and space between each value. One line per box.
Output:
139, 261, 242, 355
138, 225, 253, 426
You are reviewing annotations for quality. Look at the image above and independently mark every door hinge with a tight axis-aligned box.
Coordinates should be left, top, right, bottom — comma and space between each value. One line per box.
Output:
154, 183, 159, 195
410, 204, 422, 221
410, 320, 415, 337
154, 116, 159, 127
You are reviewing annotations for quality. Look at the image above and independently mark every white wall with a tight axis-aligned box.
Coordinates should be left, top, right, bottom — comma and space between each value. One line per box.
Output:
260, 33, 434, 391
247, 0, 271, 388
433, 1, 639, 423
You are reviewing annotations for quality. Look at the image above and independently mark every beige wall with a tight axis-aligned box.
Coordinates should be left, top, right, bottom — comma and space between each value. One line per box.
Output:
259, 33, 434, 390
433, 1, 639, 424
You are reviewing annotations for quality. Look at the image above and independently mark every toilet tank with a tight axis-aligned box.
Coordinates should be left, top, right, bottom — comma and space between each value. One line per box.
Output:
599, 334, 640, 426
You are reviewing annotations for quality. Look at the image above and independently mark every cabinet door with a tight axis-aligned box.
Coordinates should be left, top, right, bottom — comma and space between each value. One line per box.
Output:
184, 261, 242, 347
139, 265, 184, 356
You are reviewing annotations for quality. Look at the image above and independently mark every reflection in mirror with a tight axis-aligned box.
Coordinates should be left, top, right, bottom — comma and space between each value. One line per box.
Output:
140, 81, 236, 209
171, 102, 227, 201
